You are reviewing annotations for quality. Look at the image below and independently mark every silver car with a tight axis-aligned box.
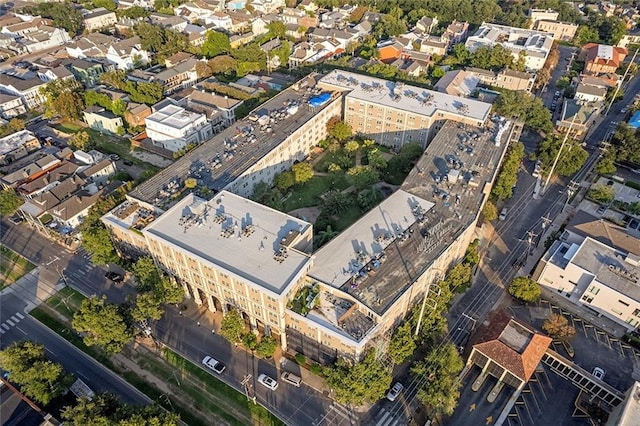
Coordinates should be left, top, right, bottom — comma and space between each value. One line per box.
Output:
258, 373, 278, 391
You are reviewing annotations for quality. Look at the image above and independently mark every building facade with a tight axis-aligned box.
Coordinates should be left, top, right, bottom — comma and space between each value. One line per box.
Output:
145, 104, 213, 152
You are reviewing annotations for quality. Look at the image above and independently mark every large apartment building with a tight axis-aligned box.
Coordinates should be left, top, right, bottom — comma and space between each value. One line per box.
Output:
533, 211, 640, 331
465, 23, 554, 71
317, 70, 492, 149
102, 73, 510, 361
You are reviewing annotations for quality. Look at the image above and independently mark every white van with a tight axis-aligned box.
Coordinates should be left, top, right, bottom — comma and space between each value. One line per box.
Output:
281, 372, 302, 387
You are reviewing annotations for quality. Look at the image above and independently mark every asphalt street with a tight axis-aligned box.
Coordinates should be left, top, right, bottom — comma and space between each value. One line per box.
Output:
0, 291, 150, 406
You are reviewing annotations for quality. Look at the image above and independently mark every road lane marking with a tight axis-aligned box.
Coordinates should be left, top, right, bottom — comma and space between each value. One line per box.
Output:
15, 326, 26, 335
15, 312, 24, 319
0, 329, 4, 334
77, 269, 87, 275
46, 348, 56, 357
1, 324, 10, 330
11, 315, 20, 323
5, 319, 14, 326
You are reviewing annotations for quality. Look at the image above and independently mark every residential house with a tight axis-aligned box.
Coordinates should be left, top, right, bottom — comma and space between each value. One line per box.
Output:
226, 11, 253, 33
251, 17, 269, 36
527, 8, 559, 24
15, 26, 71, 54
309, 27, 359, 50
174, 2, 221, 22
434, 70, 480, 97
165, 52, 194, 68
417, 35, 448, 56
617, 30, 640, 49
83, 8, 118, 32
353, 20, 372, 37
145, 103, 213, 152
298, 0, 318, 13
183, 24, 207, 46
288, 41, 342, 68
149, 14, 189, 32
0, 73, 47, 109
175, 88, 242, 132
226, 0, 247, 11
361, 11, 384, 24
17, 162, 82, 199
206, 11, 233, 31
65, 33, 116, 59
83, 106, 124, 134
130, 58, 199, 94
63, 59, 105, 87
574, 83, 607, 103
124, 102, 153, 128
50, 188, 105, 228
444, 20, 469, 46
468, 67, 536, 92
106, 36, 149, 70
0, 94, 27, 119
281, 8, 318, 28
533, 210, 640, 331
250, 0, 285, 14
229, 32, 256, 48
77, 158, 116, 185
261, 38, 283, 69
465, 23, 554, 71
0, 152, 64, 189
414, 16, 438, 34
377, 42, 405, 63
0, 130, 40, 166
555, 98, 600, 139
38, 66, 74, 83
580, 43, 628, 75
533, 20, 578, 41
389, 58, 428, 78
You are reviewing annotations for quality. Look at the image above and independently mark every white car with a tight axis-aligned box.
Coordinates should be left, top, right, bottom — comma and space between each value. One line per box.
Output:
258, 374, 278, 391
592, 367, 605, 380
386, 382, 404, 401
499, 208, 507, 221
201, 356, 226, 374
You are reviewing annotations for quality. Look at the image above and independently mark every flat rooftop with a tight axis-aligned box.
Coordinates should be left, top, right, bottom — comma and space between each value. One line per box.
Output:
0, 130, 37, 155
128, 74, 337, 207
309, 120, 511, 314
146, 104, 203, 129
571, 237, 640, 302
143, 191, 312, 295
318, 70, 491, 123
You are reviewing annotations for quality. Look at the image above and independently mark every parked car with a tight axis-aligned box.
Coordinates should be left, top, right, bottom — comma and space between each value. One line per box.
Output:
201, 356, 226, 374
281, 372, 302, 387
104, 271, 123, 283
499, 208, 508, 221
386, 382, 404, 402
592, 367, 605, 380
258, 374, 278, 391
109, 154, 120, 161
596, 205, 607, 215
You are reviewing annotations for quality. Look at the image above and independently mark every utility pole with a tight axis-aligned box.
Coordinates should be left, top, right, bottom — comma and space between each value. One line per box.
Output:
414, 282, 440, 337
604, 48, 639, 116
563, 181, 579, 213
241, 375, 256, 404
541, 214, 552, 231
525, 230, 537, 256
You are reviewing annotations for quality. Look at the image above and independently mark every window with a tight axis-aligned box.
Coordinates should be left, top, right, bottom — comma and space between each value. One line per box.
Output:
611, 307, 623, 316
633, 308, 640, 317
581, 295, 593, 303
588, 286, 600, 295
619, 300, 630, 307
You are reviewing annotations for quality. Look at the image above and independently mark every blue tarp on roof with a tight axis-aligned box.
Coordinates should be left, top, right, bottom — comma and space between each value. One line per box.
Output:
628, 111, 640, 129
309, 92, 331, 108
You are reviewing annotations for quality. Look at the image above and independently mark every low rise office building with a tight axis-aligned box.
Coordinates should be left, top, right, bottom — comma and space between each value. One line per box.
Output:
145, 103, 213, 152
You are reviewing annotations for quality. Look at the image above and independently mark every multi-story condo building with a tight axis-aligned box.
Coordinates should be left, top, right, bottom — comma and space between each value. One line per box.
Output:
318, 70, 492, 149
145, 104, 213, 152
102, 74, 510, 361
465, 23, 554, 71
533, 210, 640, 331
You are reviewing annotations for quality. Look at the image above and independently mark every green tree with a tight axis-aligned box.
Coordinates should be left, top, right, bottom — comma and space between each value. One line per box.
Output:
92, 0, 117, 11
22, 3, 83, 36
242, 333, 258, 350
72, 296, 134, 354
612, 123, 640, 164
0, 341, 70, 405
387, 321, 416, 365
41, 79, 85, 121
202, 30, 231, 58
323, 190, 352, 215
482, 200, 498, 221
291, 162, 314, 184
491, 142, 524, 200
595, 151, 617, 175
62, 392, 179, 425
69, 131, 93, 151
357, 187, 383, 210
494, 91, 552, 134
266, 21, 286, 39
132, 292, 163, 322
344, 140, 360, 154
255, 336, 278, 358
347, 165, 379, 189
588, 184, 615, 204
219, 309, 245, 343
132, 257, 161, 291
366, 148, 387, 170
155, 276, 184, 305
412, 343, 463, 416
329, 121, 352, 142
543, 314, 575, 342
7, 118, 25, 132
375, 14, 407, 39
81, 225, 119, 265
315, 224, 339, 247
431, 66, 445, 79
535, 136, 588, 177
324, 349, 392, 405
208, 55, 238, 74
0, 189, 24, 216
275, 170, 295, 191
116, 6, 150, 19
508, 276, 540, 303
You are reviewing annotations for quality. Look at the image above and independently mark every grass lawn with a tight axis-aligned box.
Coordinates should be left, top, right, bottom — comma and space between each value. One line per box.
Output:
283, 175, 349, 211
54, 122, 83, 134
0, 246, 36, 289
313, 150, 355, 173
45, 286, 86, 318
163, 348, 283, 426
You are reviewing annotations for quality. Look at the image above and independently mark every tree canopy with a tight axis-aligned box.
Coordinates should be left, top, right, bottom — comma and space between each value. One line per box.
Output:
0, 189, 24, 216
611, 123, 640, 164
412, 343, 464, 416
62, 392, 180, 425
0, 341, 71, 405
219, 309, 245, 343
324, 349, 392, 405
491, 142, 524, 200
387, 321, 417, 365
508, 277, 540, 303
41, 79, 85, 121
534, 135, 588, 177
202, 30, 231, 58
22, 3, 83, 36
493, 91, 553, 134
72, 296, 134, 354
543, 314, 575, 342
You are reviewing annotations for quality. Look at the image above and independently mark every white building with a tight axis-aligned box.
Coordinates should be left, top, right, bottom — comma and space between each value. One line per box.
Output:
83, 8, 117, 32
145, 104, 213, 152
534, 211, 640, 331
465, 22, 554, 71
106, 36, 149, 70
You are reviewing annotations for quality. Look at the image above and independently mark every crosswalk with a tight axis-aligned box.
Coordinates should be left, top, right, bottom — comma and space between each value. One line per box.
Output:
0, 312, 25, 334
